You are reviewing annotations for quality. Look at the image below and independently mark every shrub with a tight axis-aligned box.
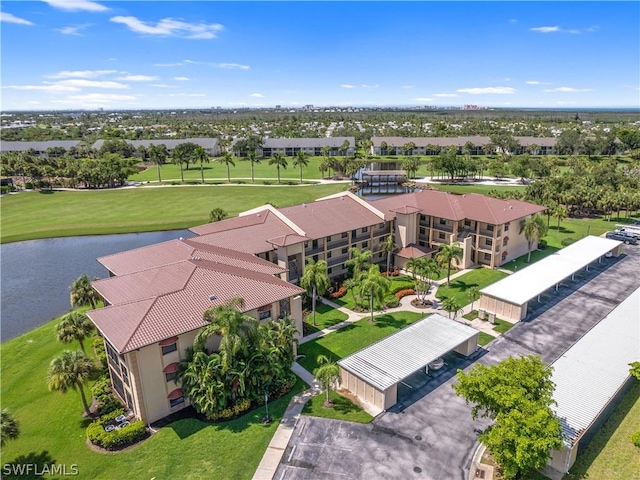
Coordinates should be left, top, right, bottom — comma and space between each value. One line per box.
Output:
87, 419, 147, 450
561, 237, 575, 247
262, 181, 272, 185
384, 295, 400, 308
390, 281, 416, 294
0, 186, 9, 194
92, 375, 112, 401
631, 431, 640, 448
395, 289, 415, 299
93, 338, 107, 370
97, 394, 124, 416
330, 286, 347, 299
206, 398, 252, 421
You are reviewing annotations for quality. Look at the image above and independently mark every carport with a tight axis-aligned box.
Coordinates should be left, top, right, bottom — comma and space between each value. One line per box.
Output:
479, 235, 623, 322
337, 314, 479, 416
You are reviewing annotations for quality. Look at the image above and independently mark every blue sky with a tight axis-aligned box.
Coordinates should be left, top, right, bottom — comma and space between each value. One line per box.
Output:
1, 1, 639, 110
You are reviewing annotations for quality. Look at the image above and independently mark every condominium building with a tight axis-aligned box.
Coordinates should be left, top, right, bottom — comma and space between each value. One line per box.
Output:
371, 136, 558, 156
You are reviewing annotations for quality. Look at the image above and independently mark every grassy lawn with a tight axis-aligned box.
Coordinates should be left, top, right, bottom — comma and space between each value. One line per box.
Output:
303, 303, 349, 334
463, 310, 479, 321
565, 381, 640, 480
492, 318, 514, 334
333, 276, 415, 311
0, 314, 306, 480
0, 183, 348, 243
477, 332, 495, 347
428, 183, 527, 197
129, 156, 330, 182
302, 390, 373, 424
436, 268, 509, 306
501, 247, 560, 272
297, 311, 425, 373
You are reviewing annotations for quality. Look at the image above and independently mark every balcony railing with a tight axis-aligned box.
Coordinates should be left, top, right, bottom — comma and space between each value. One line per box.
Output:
372, 228, 392, 238
327, 254, 349, 267
433, 224, 453, 233
326, 237, 349, 250
478, 229, 495, 237
305, 244, 324, 255
352, 234, 370, 244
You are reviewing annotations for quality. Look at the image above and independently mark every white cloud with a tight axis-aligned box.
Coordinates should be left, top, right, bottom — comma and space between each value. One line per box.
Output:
45, 69, 117, 79
457, 86, 516, 94
218, 63, 250, 70
340, 84, 356, 89
2, 84, 80, 92
154, 62, 184, 67
414, 97, 433, 102
173, 76, 189, 81
110, 16, 223, 39
526, 80, 551, 85
544, 86, 593, 93
401, 85, 413, 90
434, 93, 460, 98
530, 26, 559, 33
51, 93, 138, 107
43, 0, 109, 12
149, 84, 174, 88
250, 93, 264, 98
169, 93, 206, 97
57, 24, 91, 36
117, 75, 158, 81
1, 12, 34, 25
49, 79, 129, 89
361, 84, 379, 89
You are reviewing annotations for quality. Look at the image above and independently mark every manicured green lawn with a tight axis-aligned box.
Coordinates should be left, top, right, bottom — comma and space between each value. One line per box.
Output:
428, 183, 527, 197
566, 382, 640, 480
297, 311, 426, 373
436, 268, 509, 306
0, 183, 348, 243
304, 303, 349, 333
333, 276, 416, 311
478, 332, 495, 347
501, 247, 560, 272
129, 156, 330, 182
0, 315, 305, 480
302, 390, 373, 424
492, 318, 514, 334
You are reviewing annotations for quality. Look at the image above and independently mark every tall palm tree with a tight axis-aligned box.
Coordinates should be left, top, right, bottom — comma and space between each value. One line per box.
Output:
313, 355, 340, 407
194, 145, 210, 183
47, 350, 95, 416
467, 286, 480, 311
70, 275, 100, 309
1, 409, 20, 446
218, 152, 235, 183
407, 257, 438, 303
360, 265, 390, 323
553, 204, 568, 230
442, 297, 462, 320
172, 149, 186, 183
380, 235, 397, 274
346, 247, 372, 282
521, 214, 548, 263
56, 311, 94, 354
245, 150, 261, 183
147, 144, 168, 183
268, 153, 288, 184
293, 150, 310, 184
195, 297, 258, 371
300, 259, 329, 327
436, 243, 464, 287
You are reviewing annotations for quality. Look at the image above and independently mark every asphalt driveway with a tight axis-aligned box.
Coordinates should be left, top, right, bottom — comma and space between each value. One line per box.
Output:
275, 245, 640, 480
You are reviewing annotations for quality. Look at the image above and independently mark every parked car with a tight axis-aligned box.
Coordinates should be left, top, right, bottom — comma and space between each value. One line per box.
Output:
616, 228, 640, 240
606, 231, 639, 245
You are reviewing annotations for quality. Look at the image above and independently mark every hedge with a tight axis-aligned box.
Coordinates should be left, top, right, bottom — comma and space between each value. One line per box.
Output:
384, 295, 400, 308
390, 281, 416, 294
86, 409, 147, 450
330, 286, 347, 299
395, 289, 415, 299
206, 398, 251, 421
631, 431, 640, 448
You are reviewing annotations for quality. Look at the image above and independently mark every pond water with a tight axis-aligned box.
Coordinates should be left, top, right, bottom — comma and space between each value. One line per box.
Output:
1, 229, 192, 342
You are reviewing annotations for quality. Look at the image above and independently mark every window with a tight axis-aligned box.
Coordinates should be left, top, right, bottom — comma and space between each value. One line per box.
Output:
258, 305, 272, 320
170, 396, 185, 408
326, 235, 332, 242
342, 232, 348, 238
342, 247, 348, 254
362, 241, 368, 248
486, 238, 493, 246
378, 223, 386, 229
328, 267, 333, 274
112, 372, 125, 399
464, 220, 471, 227
420, 227, 426, 235
121, 364, 130, 386
362, 227, 368, 233
439, 232, 446, 240
504, 224, 509, 232
503, 238, 508, 247
487, 224, 494, 231
484, 253, 491, 261
165, 371, 177, 382
327, 251, 332, 259
125, 391, 133, 410
439, 218, 447, 225
161, 342, 177, 355
378, 252, 383, 258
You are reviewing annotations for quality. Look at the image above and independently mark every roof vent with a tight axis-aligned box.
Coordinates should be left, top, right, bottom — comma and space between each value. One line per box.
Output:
209, 295, 217, 301
192, 256, 201, 261
179, 237, 184, 241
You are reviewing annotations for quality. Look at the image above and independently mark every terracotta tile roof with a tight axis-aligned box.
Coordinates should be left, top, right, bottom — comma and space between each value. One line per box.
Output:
370, 190, 544, 225
97, 238, 284, 276
397, 244, 437, 259
267, 234, 309, 247
371, 136, 557, 148
87, 260, 304, 353
277, 194, 385, 239
188, 210, 298, 254
389, 205, 421, 215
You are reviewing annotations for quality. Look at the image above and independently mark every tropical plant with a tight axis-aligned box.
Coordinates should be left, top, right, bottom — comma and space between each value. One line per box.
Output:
401, 156, 422, 179
209, 207, 228, 223
147, 143, 168, 183
436, 243, 463, 286
172, 142, 199, 181
268, 153, 288, 184
218, 151, 235, 183
407, 257, 438, 303
313, 355, 341, 407
467, 286, 480, 312
346, 247, 372, 282
300, 259, 330, 327
245, 150, 261, 183
47, 350, 96, 416
553, 204, 568, 229
360, 265, 390, 323
56, 310, 94, 354
70, 274, 100, 309
442, 297, 462, 320
293, 150, 310, 184
194, 145, 210, 183
343, 278, 358, 305
1, 409, 19, 447
380, 235, 397, 275
521, 214, 548, 263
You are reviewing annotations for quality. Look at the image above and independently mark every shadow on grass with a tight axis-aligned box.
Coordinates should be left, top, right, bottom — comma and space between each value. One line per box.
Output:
2, 451, 56, 479
37, 189, 55, 195
330, 394, 364, 416
551, 225, 575, 234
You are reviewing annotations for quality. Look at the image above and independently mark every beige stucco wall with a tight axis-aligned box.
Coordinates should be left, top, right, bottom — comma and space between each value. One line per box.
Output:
395, 212, 418, 248
499, 217, 533, 265
384, 384, 397, 410
453, 334, 479, 356
479, 295, 526, 322
340, 367, 385, 416
547, 444, 577, 474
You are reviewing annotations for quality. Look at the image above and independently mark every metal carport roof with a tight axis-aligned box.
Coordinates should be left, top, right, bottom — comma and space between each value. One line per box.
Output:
338, 314, 478, 391
480, 236, 622, 306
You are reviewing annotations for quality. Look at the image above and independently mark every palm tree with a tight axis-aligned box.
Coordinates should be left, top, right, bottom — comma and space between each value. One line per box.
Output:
521, 214, 548, 263
343, 278, 358, 305
442, 297, 462, 320
553, 204, 568, 230
194, 145, 210, 183
195, 297, 258, 371
340, 140, 351, 156
360, 265, 390, 323
209, 207, 228, 222
380, 235, 397, 275
56, 311, 94, 354
436, 243, 463, 287
218, 151, 235, 183
319, 156, 333, 179
346, 247, 372, 282
70, 274, 100, 309
380, 141, 388, 155
293, 150, 310, 184
300, 259, 330, 327
408, 257, 438, 303
268, 153, 288, 184
313, 355, 340, 407
467, 286, 480, 312
1, 409, 19, 446
47, 350, 95, 416
147, 144, 168, 183
245, 150, 261, 183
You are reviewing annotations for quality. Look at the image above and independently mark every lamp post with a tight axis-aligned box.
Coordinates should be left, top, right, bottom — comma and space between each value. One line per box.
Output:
262, 382, 272, 424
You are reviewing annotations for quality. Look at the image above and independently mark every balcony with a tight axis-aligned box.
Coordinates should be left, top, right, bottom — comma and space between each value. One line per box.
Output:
433, 224, 453, 233
305, 243, 324, 256
327, 254, 349, 267
326, 237, 349, 250
352, 234, 370, 244
372, 227, 392, 238
478, 229, 494, 238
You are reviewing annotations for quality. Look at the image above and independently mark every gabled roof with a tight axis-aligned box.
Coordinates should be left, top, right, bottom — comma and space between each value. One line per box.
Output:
92, 138, 217, 150
97, 238, 285, 276
396, 244, 436, 259
371, 136, 558, 148
0, 140, 82, 152
263, 137, 354, 148
87, 259, 304, 353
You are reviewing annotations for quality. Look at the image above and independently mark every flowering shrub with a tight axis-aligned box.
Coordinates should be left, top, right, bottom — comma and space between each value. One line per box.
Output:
395, 289, 415, 299
330, 286, 347, 299
206, 398, 251, 421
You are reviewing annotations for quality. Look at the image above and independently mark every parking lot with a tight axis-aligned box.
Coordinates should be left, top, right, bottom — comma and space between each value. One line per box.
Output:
274, 244, 640, 480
